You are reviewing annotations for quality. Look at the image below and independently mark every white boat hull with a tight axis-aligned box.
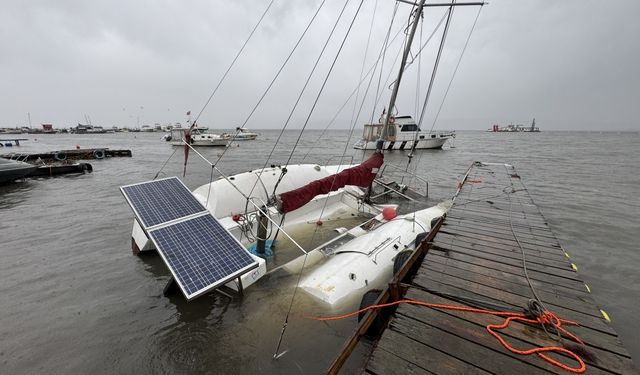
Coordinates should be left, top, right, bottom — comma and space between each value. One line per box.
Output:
129, 163, 381, 291
297, 203, 449, 306
354, 137, 449, 150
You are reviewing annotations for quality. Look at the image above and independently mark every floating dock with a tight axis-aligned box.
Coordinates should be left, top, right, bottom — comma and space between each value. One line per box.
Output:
330, 162, 636, 374
0, 148, 132, 162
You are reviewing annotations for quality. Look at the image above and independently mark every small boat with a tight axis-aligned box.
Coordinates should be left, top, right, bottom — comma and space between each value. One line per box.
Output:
0, 158, 37, 184
164, 127, 228, 147
223, 127, 258, 141
354, 115, 455, 150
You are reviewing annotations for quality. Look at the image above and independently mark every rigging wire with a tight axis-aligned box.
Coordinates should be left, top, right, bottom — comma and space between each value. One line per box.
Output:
502, 164, 562, 343
283, 0, 366, 167
193, 0, 276, 126
301, 10, 447, 163
415, 12, 423, 117
375, 10, 449, 121
207, 0, 329, 172
415, 2, 456, 134
152, 0, 274, 180
369, 3, 401, 125
349, 0, 378, 134
428, 5, 483, 133
264, 0, 353, 198
273, 0, 367, 360
302, 5, 404, 162
404, 4, 455, 168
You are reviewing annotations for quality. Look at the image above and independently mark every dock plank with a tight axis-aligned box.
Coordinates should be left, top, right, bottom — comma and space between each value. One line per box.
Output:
360, 162, 636, 375
400, 288, 636, 374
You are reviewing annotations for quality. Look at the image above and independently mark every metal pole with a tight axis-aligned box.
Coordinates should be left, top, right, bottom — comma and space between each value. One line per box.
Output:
377, 0, 427, 151
256, 207, 268, 254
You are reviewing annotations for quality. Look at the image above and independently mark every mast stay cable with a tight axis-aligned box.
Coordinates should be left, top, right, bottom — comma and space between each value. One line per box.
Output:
427, 5, 483, 134
152, 0, 274, 180
273, 0, 368, 360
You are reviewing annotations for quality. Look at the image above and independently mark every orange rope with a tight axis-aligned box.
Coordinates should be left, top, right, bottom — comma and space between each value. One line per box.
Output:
308, 299, 586, 373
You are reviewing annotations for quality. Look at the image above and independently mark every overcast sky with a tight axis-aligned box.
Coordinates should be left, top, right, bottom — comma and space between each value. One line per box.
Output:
1, 0, 639, 131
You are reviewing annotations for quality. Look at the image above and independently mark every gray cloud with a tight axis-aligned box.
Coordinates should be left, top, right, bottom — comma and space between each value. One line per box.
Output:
1, 0, 638, 131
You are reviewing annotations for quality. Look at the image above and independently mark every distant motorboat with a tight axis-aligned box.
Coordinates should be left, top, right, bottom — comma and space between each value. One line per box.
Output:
164, 127, 228, 147
0, 158, 37, 184
354, 115, 455, 150
223, 127, 258, 141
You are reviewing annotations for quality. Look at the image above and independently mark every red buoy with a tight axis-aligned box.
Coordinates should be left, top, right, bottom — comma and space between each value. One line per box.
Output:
382, 207, 397, 221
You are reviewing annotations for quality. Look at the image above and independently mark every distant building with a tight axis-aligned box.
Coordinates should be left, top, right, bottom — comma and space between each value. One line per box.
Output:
42, 124, 54, 133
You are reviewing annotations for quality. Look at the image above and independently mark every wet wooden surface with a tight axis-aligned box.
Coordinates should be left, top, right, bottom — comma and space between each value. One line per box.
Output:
363, 162, 637, 375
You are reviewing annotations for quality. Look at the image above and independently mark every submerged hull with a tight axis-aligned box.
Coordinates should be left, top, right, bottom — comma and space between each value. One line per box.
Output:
0, 159, 37, 184
129, 163, 380, 291
296, 203, 449, 306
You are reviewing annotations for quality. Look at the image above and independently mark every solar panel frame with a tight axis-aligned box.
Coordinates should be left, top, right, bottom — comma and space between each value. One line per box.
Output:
148, 214, 259, 300
120, 177, 208, 229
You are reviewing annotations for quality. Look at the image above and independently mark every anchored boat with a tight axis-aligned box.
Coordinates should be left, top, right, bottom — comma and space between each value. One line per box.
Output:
222, 127, 258, 141
354, 115, 455, 150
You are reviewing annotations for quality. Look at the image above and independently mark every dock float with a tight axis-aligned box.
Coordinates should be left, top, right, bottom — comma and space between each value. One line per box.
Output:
329, 161, 636, 374
0, 148, 132, 162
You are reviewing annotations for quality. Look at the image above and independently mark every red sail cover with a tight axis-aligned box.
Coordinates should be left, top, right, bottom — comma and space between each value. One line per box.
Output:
278, 152, 384, 213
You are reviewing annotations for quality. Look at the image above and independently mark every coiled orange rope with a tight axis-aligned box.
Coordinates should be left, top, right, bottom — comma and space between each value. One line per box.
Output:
308, 299, 586, 373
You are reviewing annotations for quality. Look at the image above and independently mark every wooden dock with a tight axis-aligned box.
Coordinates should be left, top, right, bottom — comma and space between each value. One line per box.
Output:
0, 148, 132, 162
331, 162, 637, 374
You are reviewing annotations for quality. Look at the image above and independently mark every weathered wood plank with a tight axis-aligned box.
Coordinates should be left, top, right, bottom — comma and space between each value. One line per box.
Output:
425, 250, 587, 292
399, 287, 636, 373
413, 272, 617, 335
430, 240, 580, 280
448, 206, 548, 225
443, 218, 560, 241
433, 232, 570, 267
359, 162, 636, 375
420, 261, 603, 318
446, 211, 552, 231
369, 329, 489, 375
441, 223, 561, 249
447, 211, 550, 231
389, 314, 558, 374
439, 225, 563, 251
424, 254, 592, 303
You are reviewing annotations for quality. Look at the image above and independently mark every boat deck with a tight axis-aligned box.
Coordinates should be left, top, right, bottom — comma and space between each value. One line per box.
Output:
357, 162, 636, 374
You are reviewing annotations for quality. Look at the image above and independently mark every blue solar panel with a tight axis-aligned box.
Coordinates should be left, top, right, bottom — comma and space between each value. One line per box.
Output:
121, 177, 207, 228
148, 214, 258, 300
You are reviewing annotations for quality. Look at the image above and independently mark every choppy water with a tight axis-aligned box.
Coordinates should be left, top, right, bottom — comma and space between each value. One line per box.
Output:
1, 130, 638, 373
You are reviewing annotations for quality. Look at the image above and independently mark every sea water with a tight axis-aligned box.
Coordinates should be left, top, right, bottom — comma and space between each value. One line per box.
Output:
1, 130, 638, 373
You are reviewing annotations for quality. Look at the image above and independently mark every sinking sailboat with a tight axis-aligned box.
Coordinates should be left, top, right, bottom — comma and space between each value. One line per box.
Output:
120, 0, 480, 308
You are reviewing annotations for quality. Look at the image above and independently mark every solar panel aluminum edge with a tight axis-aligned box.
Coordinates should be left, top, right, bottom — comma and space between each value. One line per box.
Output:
148, 214, 259, 301
120, 176, 208, 229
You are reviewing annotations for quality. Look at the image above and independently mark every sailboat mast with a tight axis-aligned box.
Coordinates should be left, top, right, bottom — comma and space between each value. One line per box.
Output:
377, 0, 427, 151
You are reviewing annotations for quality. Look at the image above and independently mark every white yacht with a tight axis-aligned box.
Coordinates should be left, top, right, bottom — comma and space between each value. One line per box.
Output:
354, 115, 455, 150
164, 127, 228, 147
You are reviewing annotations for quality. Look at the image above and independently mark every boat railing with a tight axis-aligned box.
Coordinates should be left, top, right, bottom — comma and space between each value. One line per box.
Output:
8, 153, 30, 162
377, 162, 429, 198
